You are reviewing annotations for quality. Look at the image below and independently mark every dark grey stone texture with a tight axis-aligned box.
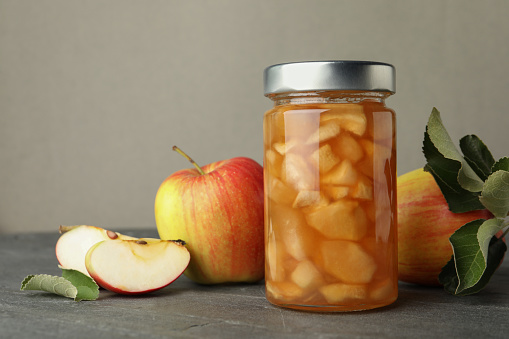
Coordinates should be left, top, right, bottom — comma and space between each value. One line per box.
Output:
1, 229, 508, 338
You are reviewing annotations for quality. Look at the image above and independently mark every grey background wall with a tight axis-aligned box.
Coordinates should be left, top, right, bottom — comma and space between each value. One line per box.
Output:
1, 0, 508, 234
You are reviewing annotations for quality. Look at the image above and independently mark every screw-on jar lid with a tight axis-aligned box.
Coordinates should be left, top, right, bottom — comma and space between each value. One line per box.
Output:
264, 60, 395, 96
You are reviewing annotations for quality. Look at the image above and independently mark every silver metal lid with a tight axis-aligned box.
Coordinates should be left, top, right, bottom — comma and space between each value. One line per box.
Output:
264, 60, 395, 96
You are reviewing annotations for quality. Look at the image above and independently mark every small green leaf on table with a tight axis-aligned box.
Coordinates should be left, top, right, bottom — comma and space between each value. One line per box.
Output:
21, 267, 99, 301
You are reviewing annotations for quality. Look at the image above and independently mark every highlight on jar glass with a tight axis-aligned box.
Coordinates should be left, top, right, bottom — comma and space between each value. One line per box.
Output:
263, 61, 398, 312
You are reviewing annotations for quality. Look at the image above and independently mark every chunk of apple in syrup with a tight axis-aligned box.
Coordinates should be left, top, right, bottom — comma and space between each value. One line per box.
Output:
321, 240, 376, 284
305, 120, 341, 144
320, 107, 367, 136
55, 225, 137, 277
320, 283, 367, 303
320, 159, 358, 186
304, 200, 368, 241
291, 260, 323, 290
85, 238, 190, 295
310, 144, 340, 174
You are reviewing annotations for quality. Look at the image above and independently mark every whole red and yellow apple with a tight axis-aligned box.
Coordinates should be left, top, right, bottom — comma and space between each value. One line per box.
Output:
397, 168, 492, 286
155, 147, 265, 284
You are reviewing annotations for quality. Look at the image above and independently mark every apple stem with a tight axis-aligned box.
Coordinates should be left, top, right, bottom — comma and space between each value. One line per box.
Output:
173, 146, 206, 175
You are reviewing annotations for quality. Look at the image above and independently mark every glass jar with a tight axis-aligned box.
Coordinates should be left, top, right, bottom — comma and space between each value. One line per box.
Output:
263, 61, 397, 312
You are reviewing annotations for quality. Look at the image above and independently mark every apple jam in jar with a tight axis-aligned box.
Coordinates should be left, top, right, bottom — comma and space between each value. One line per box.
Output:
263, 61, 397, 311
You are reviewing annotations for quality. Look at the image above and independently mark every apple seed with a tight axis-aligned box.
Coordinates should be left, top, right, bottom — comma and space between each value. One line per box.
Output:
107, 230, 119, 240
136, 240, 148, 245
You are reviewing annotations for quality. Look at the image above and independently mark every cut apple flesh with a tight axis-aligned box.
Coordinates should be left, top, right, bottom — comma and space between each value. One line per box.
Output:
321, 240, 377, 283
264, 102, 397, 309
55, 225, 136, 277
320, 106, 367, 136
291, 260, 323, 290
306, 121, 340, 144
305, 200, 368, 240
311, 144, 340, 174
85, 238, 190, 295
320, 283, 368, 303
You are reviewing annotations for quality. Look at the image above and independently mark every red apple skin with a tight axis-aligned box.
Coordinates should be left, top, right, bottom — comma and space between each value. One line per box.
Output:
90, 273, 184, 295
155, 156, 265, 284
398, 168, 492, 286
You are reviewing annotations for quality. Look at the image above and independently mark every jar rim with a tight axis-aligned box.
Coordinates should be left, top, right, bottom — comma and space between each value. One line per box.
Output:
263, 60, 395, 96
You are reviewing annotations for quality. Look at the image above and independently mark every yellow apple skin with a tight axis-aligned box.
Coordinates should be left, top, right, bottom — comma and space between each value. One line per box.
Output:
397, 168, 492, 286
155, 157, 264, 284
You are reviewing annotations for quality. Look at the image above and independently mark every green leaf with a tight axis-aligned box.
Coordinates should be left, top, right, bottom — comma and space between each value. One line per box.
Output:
60, 267, 99, 301
446, 218, 505, 295
458, 235, 507, 295
492, 157, 509, 172
479, 170, 509, 218
20, 268, 99, 301
476, 218, 505, 263
423, 165, 484, 213
459, 135, 495, 181
423, 121, 485, 213
425, 108, 508, 296
440, 234, 506, 296
21, 274, 80, 299
450, 219, 486, 294
425, 108, 484, 192
439, 255, 459, 295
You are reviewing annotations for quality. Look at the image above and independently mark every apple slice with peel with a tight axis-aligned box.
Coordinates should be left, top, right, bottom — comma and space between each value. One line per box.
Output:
85, 238, 190, 295
56, 225, 137, 277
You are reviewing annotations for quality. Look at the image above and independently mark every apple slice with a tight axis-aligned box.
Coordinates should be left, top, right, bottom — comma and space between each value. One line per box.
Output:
55, 225, 137, 277
321, 240, 376, 284
268, 177, 298, 206
326, 186, 349, 201
266, 280, 304, 302
306, 120, 341, 144
304, 200, 368, 241
321, 107, 367, 136
320, 283, 367, 303
85, 238, 190, 295
320, 159, 358, 186
310, 144, 339, 174
290, 260, 323, 290
292, 190, 328, 209
282, 153, 318, 191
334, 133, 364, 163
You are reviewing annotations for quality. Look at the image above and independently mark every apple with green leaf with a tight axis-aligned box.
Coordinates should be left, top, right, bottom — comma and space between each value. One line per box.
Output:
397, 168, 493, 286
416, 108, 508, 295
154, 146, 265, 284
85, 238, 190, 294
56, 225, 137, 277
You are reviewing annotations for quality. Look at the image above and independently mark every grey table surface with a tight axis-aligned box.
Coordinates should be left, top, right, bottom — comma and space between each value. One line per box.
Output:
1, 229, 507, 339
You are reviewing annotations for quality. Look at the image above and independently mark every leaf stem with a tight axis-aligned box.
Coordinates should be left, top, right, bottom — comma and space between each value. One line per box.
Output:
173, 146, 206, 175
